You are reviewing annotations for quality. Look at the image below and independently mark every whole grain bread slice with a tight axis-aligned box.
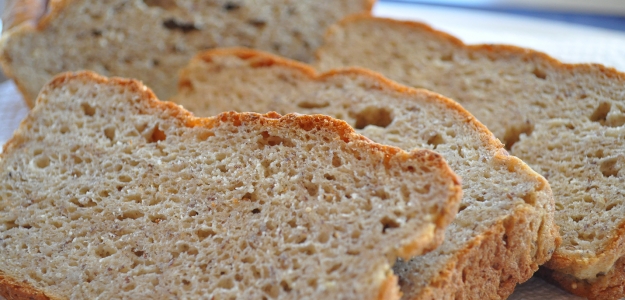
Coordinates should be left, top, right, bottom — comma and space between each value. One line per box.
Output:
171, 48, 559, 300
0, 71, 462, 300
315, 14, 625, 300
0, 0, 374, 106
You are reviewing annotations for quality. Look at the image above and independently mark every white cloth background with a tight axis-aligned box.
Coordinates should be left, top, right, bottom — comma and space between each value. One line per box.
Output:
2, 2, 625, 299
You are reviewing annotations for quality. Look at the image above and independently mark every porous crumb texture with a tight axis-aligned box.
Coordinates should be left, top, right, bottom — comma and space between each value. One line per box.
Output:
172, 48, 559, 299
315, 15, 625, 298
0, 0, 373, 105
0, 71, 463, 299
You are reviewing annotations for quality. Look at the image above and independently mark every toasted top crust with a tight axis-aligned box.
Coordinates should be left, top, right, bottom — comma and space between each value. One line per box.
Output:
0, 71, 462, 299
172, 47, 559, 299
315, 13, 625, 281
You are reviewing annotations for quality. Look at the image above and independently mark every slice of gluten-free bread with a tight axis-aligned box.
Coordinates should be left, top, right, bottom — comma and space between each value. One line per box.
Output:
315, 14, 625, 300
0, 0, 374, 106
0, 71, 463, 300
171, 48, 559, 300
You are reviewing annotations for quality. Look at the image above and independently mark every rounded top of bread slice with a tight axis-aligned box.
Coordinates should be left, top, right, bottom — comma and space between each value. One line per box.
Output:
0, 71, 461, 299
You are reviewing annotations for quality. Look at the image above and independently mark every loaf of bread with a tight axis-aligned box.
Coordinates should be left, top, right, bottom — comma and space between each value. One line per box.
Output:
0, 0, 374, 106
315, 14, 625, 300
171, 48, 560, 299
0, 71, 463, 299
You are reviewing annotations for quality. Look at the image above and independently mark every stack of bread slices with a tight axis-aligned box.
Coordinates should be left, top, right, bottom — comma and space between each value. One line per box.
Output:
0, 1, 622, 299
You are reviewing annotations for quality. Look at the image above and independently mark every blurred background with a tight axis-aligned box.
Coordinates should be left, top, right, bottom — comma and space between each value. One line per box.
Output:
383, 0, 625, 31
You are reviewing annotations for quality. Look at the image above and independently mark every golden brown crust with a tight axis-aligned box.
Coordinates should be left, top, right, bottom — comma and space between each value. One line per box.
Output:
377, 273, 402, 300
179, 47, 559, 299
0, 273, 54, 300
538, 256, 625, 300
2, 0, 49, 30
401, 206, 558, 300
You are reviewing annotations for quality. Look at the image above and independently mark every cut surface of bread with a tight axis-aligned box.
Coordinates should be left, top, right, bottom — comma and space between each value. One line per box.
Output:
315, 14, 625, 299
0, 71, 463, 300
171, 48, 559, 300
0, 0, 374, 106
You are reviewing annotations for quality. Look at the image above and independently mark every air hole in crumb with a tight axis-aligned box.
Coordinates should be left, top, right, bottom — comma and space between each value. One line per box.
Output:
317, 230, 330, 243
163, 19, 199, 33
381, 216, 400, 233
132, 249, 145, 257
304, 182, 318, 197
427, 134, 444, 148
600, 157, 621, 177
522, 193, 536, 205
297, 101, 330, 109
248, 19, 266, 28
440, 53, 453, 61
532, 68, 547, 79
346, 249, 360, 256
224, 2, 240, 10
148, 125, 167, 143
217, 277, 234, 289
197, 130, 215, 141
188, 210, 198, 217
332, 154, 342, 167
352, 106, 393, 129
503, 121, 534, 150
458, 203, 468, 213
578, 231, 596, 242
590, 102, 611, 124
104, 127, 116, 141
373, 188, 389, 200
117, 210, 144, 220
242, 192, 258, 201
143, 0, 176, 10
259, 131, 294, 147
280, 280, 292, 292
262, 283, 280, 298
118, 175, 132, 183
606, 203, 618, 211
571, 215, 584, 222
327, 263, 342, 274
81, 103, 96, 116
324, 173, 336, 181
95, 245, 117, 258
197, 227, 216, 240
149, 214, 166, 223
34, 156, 50, 168
251, 208, 261, 214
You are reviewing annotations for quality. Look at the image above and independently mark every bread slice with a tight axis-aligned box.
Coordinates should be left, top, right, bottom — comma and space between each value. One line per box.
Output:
315, 14, 625, 299
171, 48, 559, 299
0, 71, 463, 299
0, 0, 374, 106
